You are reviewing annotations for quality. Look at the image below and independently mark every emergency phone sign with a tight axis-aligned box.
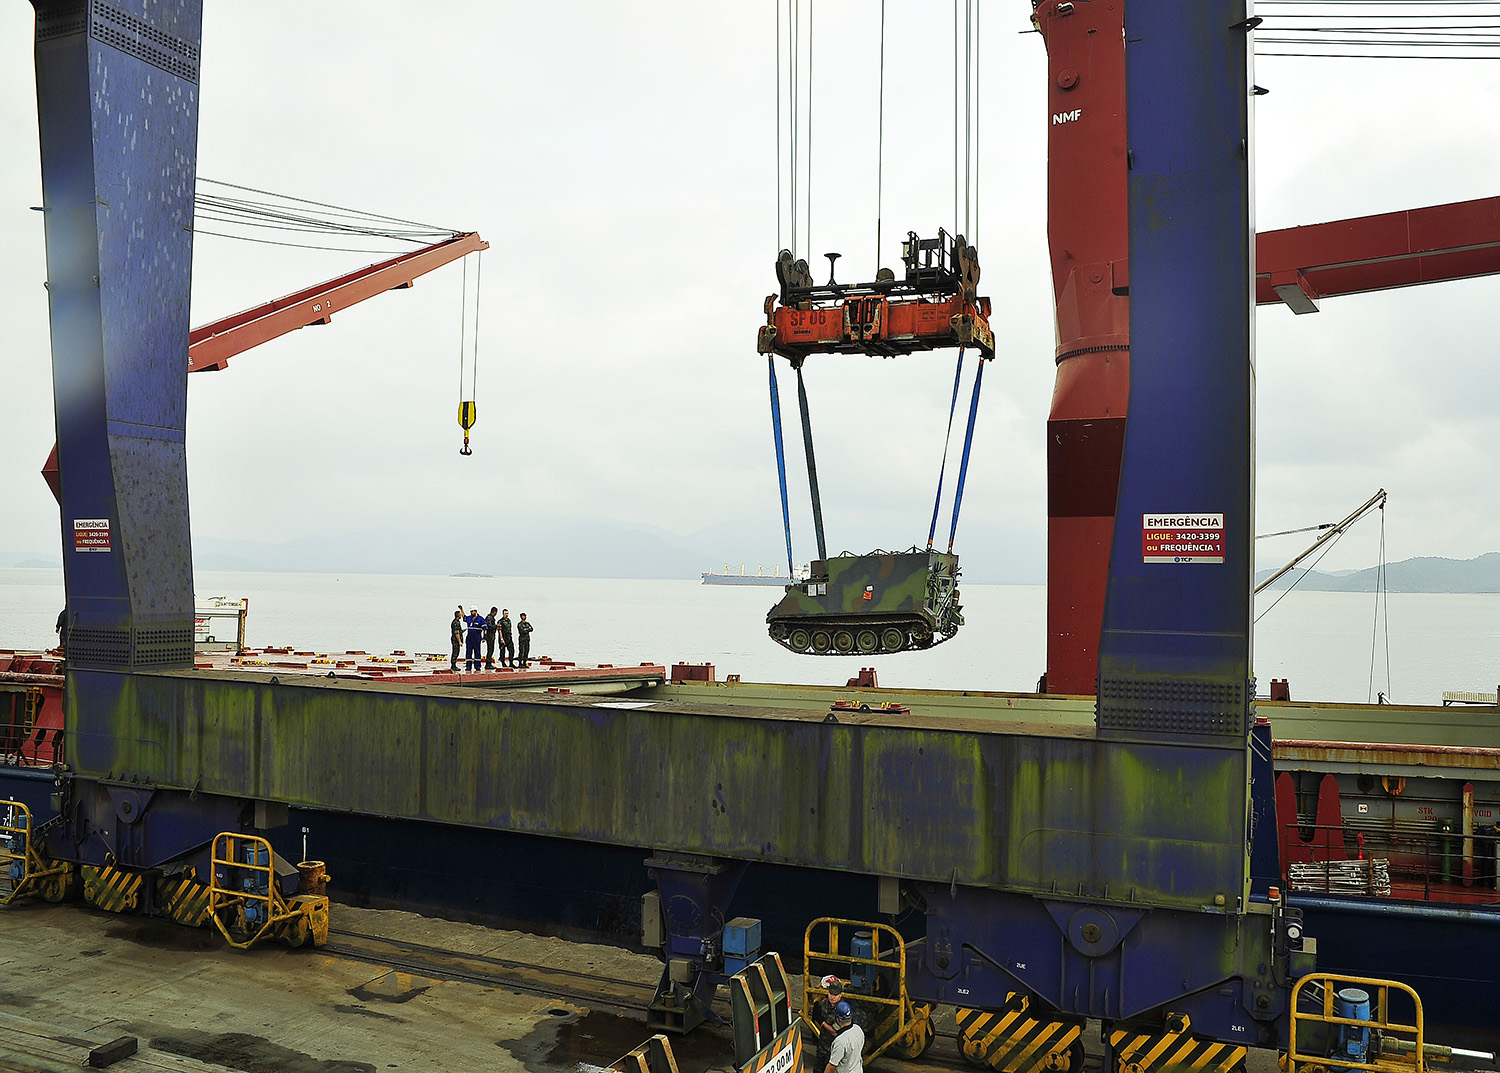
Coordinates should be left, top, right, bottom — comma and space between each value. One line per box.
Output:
73, 518, 112, 553
1142, 513, 1224, 564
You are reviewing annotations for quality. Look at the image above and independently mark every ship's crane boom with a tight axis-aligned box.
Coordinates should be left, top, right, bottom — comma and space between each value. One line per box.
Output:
1257, 196, 1500, 313
40, 230, 489, 502
188, 230, 488, 372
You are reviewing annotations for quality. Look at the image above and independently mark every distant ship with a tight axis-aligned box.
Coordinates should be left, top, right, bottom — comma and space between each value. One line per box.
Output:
701, 563, 808, 586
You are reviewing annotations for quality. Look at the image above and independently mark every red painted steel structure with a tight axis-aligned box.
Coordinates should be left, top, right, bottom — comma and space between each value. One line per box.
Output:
186, 231, 488, 373
40, 231, 489, 502
1033, 0, 1500, 694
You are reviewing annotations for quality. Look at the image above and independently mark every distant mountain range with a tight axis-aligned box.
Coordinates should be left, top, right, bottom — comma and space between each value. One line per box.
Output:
1255, 552, 1500, 593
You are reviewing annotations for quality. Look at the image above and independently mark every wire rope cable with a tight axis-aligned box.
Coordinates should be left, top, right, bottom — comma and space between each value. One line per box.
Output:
1254, 528, 1350, 624
471, 250, 483, 404
927, 350, 967, 549
796, 365, 828, 562
947, 355, 985, 551
875, 0, 886, 271
1367, 501, 1392, 703
768, 358, 796, 574
457, 256, 469, 402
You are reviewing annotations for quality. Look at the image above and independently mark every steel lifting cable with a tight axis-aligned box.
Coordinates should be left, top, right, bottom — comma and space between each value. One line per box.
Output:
1368, 500, 1392, 703
768, 358, 796, 574
947, 356, 987, 552
875, 0, 886, 269
457, 253, 481, 456
795, 365, 829, 562
927, 348, 967, 550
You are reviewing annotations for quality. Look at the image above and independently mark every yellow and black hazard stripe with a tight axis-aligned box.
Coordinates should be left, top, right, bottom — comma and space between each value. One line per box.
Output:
80, 863, 144, 914
738, 1023, 802, 1073
957, 998, 1084, 1073
1109, 1018, 1245, 1073
156, 871, 211, 928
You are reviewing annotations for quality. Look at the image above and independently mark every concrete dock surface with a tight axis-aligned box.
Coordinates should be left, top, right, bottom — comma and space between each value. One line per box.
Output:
0, 899, 1284, 1073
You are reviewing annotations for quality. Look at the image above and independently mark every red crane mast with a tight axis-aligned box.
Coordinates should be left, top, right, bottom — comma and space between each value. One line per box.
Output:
1032, 0, 1500, 694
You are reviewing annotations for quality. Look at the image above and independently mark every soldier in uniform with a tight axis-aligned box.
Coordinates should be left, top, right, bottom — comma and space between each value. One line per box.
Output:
498, 609, 515, 667
449, 608, 463, 671
484, 606, 498, 669
517, 612, 533, 667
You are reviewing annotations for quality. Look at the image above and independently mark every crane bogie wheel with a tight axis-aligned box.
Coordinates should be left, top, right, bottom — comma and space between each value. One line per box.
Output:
833, 629, 856, 654
811, 630, 833, 654
856, 629, 879, 654
789, 628, 812, 653
881, 627, 906, 653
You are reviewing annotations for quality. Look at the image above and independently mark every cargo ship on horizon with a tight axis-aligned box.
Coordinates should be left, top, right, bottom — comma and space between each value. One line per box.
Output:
701, 563, 808, 586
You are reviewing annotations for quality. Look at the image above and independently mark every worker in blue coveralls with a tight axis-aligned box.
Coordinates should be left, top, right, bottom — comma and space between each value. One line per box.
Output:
464, 605, 486, 672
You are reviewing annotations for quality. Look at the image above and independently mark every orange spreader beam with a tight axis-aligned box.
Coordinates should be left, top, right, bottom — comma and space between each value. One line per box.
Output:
1257, 196, 1500, 313
758, 293, 995, 361
188, 231, 489, 372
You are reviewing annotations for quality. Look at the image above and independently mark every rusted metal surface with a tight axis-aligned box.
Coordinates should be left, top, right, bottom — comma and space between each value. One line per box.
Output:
66, 669, 1250, 911
1275, 739, 1500, 773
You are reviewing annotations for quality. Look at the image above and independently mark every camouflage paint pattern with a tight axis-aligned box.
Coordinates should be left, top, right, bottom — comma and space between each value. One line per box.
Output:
766, 550, 963, 654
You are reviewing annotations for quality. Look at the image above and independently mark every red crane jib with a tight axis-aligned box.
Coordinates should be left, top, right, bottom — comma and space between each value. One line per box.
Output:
41, 231, 488, 504
758, 293, 995, 361
1256, 196, 1500, 312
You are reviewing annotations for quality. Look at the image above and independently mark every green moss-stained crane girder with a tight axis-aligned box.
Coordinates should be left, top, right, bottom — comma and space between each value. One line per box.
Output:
66, 669, 1249, 910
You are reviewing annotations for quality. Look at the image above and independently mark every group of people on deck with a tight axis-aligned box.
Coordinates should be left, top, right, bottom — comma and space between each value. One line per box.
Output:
450, 605, 532, 673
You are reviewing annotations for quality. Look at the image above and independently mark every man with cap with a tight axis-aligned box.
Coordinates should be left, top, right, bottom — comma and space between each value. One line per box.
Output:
825, 1000, 864, 1073
809, 977, 847, 1073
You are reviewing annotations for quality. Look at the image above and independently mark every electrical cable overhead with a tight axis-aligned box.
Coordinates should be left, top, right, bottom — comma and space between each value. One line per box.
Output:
193, 178, 458, 254
1252, 1, 1500, 57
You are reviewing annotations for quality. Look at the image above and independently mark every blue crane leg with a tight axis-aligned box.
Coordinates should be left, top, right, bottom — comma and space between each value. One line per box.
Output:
32, 1, 203, 673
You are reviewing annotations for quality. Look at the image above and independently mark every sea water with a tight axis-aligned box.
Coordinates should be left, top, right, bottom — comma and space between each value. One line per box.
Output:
2, 566, 1496, 705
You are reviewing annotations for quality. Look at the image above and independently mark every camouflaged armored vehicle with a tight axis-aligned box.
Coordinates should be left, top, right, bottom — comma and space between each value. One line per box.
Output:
766, 549, 963, 654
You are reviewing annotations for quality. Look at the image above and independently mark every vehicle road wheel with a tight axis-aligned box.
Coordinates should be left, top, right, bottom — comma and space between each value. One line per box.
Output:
833, 629, 855, 654
811, 630, 833, 654
881, 627, 905, 653
789, 628, 812, 653
856, 629, 878, 654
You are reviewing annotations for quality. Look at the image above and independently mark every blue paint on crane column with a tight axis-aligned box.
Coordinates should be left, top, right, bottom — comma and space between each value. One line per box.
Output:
32, 1, 203, 670
1099, 1, 1255, 739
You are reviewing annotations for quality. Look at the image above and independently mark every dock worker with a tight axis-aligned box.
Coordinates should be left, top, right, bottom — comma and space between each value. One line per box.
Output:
498, 609, 515, 667
464, 605, 486, 672
517, 612, 533, 667
449, 609, 464, 672
484, 606, 498, 669
809, 976, 846, 1071
825, 1001, 864, 1073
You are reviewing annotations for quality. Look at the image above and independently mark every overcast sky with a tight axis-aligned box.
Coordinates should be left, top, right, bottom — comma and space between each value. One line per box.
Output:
2, 3, 1498, 582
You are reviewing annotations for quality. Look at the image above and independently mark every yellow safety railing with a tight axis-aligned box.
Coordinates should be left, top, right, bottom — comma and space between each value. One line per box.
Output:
0, 799, 71, 905
207, 832, 303, 949
1288, 973, 1425, 1073
802, 918, 909, 1061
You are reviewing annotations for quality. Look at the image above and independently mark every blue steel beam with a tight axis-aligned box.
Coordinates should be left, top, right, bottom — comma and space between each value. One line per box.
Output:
1096, 0, 1257, 898
32, 0, 202, 670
